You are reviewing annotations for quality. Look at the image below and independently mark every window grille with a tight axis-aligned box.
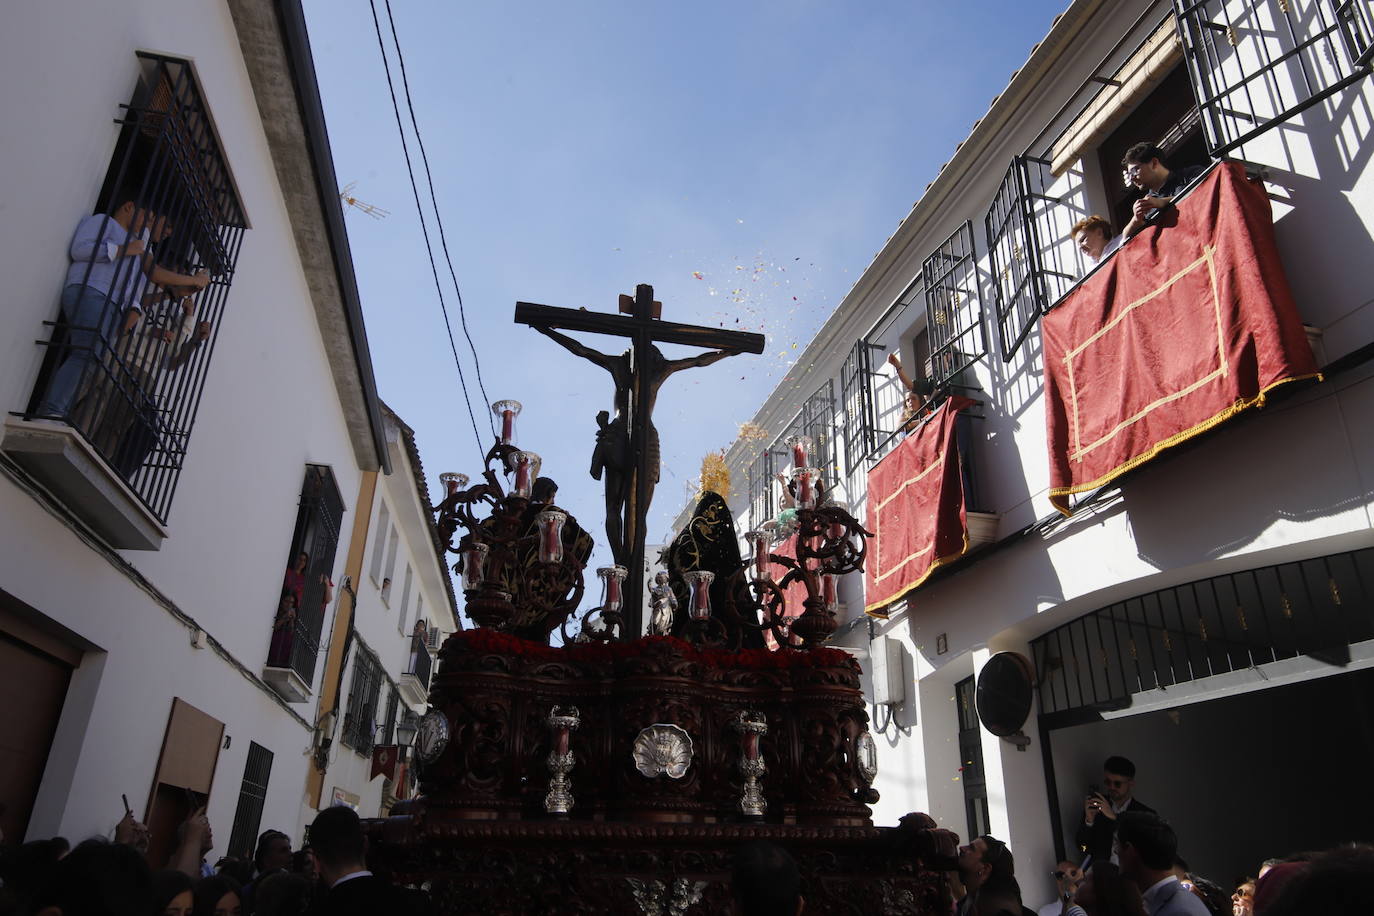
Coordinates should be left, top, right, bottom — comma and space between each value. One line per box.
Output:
1336, 1, 1374, 65
921, 222, 987, 392
1029, 547, 1374, 718
839, 339, 881, 474
380, 685, 398, 746
341, 647, 382, 754
985, 157, 1082, 360
226, 742, 273, 859
22, 53, 246, 522
267, 465, 345, 687
746, 450, 775, 531
1174, 0, 1370, 156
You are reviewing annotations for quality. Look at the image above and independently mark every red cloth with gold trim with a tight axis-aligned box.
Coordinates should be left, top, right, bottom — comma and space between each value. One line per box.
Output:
863, 396, 974, 617
1042, 162, 1319, 515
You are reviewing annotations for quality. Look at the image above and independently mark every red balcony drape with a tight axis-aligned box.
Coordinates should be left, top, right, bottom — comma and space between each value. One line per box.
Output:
1042, 163, 1320, 516
863, 397, 975, 617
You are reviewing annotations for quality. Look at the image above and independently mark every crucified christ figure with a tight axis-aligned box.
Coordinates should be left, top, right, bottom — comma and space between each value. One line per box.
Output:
534, 326, 739, 567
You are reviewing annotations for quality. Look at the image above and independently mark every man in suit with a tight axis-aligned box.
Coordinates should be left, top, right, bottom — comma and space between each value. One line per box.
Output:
308, 806, 429, 915
1115, 812, 1208, 916
1076, 755, 1154, 863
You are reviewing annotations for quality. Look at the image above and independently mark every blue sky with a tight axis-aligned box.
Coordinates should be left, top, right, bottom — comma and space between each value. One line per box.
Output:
303, 0, 1067, 602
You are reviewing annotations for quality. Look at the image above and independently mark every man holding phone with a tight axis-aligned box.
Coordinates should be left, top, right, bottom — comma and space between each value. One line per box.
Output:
1076, 755, 1155, 863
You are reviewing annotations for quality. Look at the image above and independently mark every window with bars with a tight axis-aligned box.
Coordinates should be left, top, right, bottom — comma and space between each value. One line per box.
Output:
839, 339, 882, 474
1337, 1, 1374, 65
20, 53, 247, 523
265, 465, 344, 690
985, 156, 1084, 359
1174, 0, 1371, 157
1029, 547, 1374, 719
341, 647, 383, 754
226, 742, 273, 860
922, 222, 988, 393
379, 684, 398, 746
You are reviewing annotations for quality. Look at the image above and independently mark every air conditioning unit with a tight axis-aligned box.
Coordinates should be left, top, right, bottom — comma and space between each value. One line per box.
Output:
424, 627, 442, 652
869, 635, 907, 707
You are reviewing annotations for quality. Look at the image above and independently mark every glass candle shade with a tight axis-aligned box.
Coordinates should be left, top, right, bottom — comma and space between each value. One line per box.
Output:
791, 467, 819, 510
535, 509, 567, 563
745, 529, 772, 583
684, 570, 715, 620
439, 471, 469, 496
461, 542, 489, 590
513, 451, 541, 498
491, 399, 522, 446
597, 565, 627, 614
786, 434, 812, 470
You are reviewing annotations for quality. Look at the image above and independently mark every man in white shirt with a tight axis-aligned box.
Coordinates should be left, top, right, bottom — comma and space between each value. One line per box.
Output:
36, 200, 209, 425
1035, 860, 1083, 916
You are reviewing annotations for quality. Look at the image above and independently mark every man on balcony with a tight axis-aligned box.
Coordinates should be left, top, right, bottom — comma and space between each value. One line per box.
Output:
1121, 143, 1205, 239
35, 199, 210, 428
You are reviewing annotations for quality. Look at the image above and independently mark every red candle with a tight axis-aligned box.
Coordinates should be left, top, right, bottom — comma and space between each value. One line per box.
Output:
605, 572, 623, 611
500, 409, 515, 443
555, 728, 570, 756
744, 731, 760, 760
538, 511, 565, 563
796, 471, 813, 508
792, 442, 806, 468
822, 573, 837, 607
514, 455, 533, 496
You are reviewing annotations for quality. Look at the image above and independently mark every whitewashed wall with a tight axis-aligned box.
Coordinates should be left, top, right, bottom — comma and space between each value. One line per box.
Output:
0, 0, 376, 845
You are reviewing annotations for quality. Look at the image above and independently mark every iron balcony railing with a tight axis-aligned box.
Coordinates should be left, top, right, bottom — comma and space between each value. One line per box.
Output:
405, 633, 433, 692
1030, 547, 1374, 719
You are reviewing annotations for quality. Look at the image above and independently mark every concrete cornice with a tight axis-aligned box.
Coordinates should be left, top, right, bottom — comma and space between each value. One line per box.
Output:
226, 0, 390, 474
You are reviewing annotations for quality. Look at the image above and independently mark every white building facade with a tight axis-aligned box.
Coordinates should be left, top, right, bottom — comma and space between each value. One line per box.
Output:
673, 0, 1374, 900
0, 0, 453, 862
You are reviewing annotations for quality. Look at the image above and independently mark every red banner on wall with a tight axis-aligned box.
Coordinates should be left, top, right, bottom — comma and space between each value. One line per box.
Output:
1042, 163, 1319, 515
370, 744, 398, 781
863, 397, 974, 617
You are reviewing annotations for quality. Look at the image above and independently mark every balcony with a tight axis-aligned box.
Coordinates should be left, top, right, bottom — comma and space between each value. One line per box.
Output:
399, 634, 433, 707
5, 54, 245, 549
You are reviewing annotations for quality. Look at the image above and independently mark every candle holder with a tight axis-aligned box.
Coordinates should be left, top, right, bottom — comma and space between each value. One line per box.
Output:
438, 471, 469, 496
491, 399, 522, 446
745, 529, 773, 584
791, 466, 820, 510
512, 451, 542, 498
732, 709, 768, 818
460, 542, 489, 591
571, 565, 628, 641
544, 705, 580, 816
683, 569, 715, 621
431, 409, 588, 643
535, 509, 567, 563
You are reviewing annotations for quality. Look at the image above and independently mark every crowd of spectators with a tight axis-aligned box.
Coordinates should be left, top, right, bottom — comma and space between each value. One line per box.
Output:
0, 804, 428, 916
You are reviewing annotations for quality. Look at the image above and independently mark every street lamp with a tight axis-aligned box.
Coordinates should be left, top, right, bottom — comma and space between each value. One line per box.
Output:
396, 711, 418, 756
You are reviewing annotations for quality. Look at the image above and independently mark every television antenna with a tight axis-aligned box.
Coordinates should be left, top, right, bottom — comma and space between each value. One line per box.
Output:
339, 182, 390, 220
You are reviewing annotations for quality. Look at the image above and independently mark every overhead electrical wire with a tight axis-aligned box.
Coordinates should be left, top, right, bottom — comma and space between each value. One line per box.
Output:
366, 0, 491, 458
380, 0, 497, 427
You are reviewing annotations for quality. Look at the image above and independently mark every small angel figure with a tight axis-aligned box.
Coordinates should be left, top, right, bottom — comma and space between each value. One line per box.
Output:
649, 570, 678, 636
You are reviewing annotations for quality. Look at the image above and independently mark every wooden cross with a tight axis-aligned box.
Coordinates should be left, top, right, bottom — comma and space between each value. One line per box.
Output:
515, 283, 765, 637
